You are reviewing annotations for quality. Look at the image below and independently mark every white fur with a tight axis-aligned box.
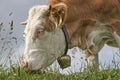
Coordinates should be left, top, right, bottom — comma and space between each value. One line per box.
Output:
24, 5, 49, 37
23, 5, 66, 70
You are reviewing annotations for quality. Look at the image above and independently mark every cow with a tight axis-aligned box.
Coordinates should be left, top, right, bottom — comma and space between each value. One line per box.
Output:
21, 1, 120, 73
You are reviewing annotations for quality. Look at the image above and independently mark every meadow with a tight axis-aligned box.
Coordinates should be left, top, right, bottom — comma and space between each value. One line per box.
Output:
0, 21, 120, 80
0, 66, 120, 80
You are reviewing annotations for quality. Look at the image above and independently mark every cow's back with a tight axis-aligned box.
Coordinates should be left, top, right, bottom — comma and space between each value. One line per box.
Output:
48, 0, 120, 23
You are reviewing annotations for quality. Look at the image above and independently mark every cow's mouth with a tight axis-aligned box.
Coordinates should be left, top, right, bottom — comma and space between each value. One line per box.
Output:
21, 61, 45, 74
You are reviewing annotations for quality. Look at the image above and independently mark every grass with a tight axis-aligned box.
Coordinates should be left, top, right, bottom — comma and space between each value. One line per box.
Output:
0, 66, 120, 80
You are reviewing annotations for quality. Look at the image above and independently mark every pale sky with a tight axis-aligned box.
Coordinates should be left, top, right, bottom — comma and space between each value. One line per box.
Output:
0, 0, 48, 36
0, 0, 120, 74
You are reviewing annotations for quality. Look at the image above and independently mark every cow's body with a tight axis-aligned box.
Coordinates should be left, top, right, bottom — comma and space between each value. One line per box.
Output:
21, 0, 120, 72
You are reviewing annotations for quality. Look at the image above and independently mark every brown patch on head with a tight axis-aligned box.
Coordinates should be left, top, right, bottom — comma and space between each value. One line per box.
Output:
42, 16, 56, 32
48, 3, 67, 27
39, 3, 67, 32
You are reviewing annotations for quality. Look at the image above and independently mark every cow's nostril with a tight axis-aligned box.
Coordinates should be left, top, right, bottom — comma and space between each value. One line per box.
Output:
21, 61, 45, 74
21, 61, 31, 72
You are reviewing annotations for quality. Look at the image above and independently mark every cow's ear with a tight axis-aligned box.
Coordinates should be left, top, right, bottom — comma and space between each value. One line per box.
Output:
21, 20, 28, 25
49, 3, 67, 27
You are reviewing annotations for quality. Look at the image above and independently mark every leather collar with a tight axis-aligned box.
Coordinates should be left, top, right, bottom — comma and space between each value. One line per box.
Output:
61, 25, 70, 55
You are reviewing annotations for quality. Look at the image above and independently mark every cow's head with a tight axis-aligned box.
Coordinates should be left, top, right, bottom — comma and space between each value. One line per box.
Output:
21, 4, 67, 72
22, 3, 67, 31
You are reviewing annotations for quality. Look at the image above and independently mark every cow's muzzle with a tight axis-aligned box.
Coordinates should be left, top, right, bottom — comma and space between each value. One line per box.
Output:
21, 61, 45, 74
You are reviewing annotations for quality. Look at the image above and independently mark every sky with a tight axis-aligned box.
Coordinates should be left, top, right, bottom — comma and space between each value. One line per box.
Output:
0, 0, 120, 74
0, 0, 48, 36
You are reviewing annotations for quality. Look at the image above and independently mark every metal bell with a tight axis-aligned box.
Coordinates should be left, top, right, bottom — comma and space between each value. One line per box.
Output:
57, 55, 71, 69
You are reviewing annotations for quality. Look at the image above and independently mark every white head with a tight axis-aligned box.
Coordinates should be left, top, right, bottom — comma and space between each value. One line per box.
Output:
21, 4, 67, 72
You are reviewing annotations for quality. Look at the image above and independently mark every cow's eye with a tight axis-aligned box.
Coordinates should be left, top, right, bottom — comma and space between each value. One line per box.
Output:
36, 28, 45, 37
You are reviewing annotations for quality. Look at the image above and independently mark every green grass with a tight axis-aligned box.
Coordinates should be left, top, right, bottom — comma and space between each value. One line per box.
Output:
0, 66, 120, 80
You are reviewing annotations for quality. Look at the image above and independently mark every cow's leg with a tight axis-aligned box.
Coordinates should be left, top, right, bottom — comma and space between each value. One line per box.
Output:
85, 50, 99, 70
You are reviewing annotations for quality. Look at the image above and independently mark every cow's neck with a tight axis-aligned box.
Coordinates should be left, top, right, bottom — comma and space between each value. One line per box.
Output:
65, 19, 88, 49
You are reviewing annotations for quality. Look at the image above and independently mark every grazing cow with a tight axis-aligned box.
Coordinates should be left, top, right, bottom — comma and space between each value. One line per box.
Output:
21, 1, 120, 72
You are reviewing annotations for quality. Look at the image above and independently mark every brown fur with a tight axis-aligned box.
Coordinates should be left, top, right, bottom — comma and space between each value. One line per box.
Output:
48, 0, 120, 22
48, 0, 120, 49
85, 49, 92, 59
